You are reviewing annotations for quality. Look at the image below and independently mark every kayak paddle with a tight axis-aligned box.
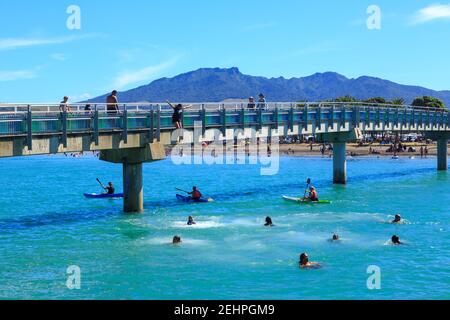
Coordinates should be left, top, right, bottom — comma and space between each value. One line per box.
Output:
176, 188, 190, 194
97, 178, 108, 192
303, 178, 311, 200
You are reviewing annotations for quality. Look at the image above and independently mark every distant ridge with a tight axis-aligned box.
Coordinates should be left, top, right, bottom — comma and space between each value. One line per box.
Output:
88, 67, 450, 105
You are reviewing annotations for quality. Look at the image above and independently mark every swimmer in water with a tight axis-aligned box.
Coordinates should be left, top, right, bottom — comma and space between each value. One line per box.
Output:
391, 235, 402, 245
299, 253, 321, 269
173, 236, 182, 244
392, 214, 402, 224
332, 234, 340, 241
187, 216, 196, 226
264, 217, 274, 227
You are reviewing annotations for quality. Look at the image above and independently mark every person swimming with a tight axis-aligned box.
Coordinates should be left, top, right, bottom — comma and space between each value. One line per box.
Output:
299, 253, 321, 269
187, 216, 196, 226
392, 214, 402, 224
391, 235, 402, 245
173, 236, 182, 244
264, 217, 274, 227
332, 234, 340, 241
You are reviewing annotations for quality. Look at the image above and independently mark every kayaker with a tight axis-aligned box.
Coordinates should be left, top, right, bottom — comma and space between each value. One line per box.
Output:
299, 253, 321, 269
188, 187, 202, 200
264, 217, 274, 227
187, 216, 196, 226
391, 235, 402, 245
103, 182, 115, 195
392, 214, 402, 224
173, 236, 182, 244
307, 187, 319, 202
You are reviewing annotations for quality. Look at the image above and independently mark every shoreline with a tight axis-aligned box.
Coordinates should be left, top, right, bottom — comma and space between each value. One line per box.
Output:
168, 142, 448, 159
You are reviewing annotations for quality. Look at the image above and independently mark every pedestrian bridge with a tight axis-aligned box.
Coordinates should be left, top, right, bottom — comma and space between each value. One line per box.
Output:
1, 102, 448, 212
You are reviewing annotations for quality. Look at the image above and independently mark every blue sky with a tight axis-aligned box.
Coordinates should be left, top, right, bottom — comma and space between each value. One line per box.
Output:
0, 0, 450, 102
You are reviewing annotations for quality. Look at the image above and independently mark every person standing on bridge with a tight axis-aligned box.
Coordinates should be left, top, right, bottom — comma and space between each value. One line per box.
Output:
247, 96, 256, 110
257, 93, 266, 110
59, 96, 72, 113
166, 100, 192, 129
106, 90, 119, 115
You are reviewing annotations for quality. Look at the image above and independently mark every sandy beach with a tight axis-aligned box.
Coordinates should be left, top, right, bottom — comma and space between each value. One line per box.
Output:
169, 142, 449, 158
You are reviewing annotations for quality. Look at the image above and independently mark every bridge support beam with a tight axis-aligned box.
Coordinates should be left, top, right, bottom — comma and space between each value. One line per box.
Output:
437, 139, 448, 171
333, 142, 347, 184
317, 129, 363, 185
100, 143, 166, 213
123, 162, 143, 212
425, 133, 449, 171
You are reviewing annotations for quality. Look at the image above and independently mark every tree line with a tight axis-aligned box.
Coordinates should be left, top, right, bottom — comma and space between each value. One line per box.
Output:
331, 95, 446, 109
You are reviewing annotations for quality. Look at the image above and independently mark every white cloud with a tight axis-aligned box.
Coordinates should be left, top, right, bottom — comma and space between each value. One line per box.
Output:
0, 34, 101, 51
112, 56, 180, 89
412, 3, 450, 24
69, 93, 92, 102
0, 70, 36, 81
51, 53, 67, 61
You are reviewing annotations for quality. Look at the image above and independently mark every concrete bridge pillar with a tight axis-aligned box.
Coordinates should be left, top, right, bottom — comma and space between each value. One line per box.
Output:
317, 129, 363, 185
333, 142, 347, 184
437, 138, 448, 171
100, 143, 166, 213
123, 162, 143, 212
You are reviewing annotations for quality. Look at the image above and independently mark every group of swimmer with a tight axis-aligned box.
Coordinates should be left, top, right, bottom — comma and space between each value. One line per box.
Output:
95, 175, 406, 269
172, 212, 406, 269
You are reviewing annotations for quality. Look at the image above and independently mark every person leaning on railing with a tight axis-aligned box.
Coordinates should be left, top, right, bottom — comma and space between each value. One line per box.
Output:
166, 100, 192, 129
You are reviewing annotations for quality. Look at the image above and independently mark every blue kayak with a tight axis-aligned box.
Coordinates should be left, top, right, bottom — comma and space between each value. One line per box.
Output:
84, 193, 124, 199
176, 194, 212, 203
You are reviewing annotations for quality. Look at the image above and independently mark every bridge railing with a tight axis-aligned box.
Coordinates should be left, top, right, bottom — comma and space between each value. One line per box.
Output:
0, 101, 448, 114
0, 103, 448, 145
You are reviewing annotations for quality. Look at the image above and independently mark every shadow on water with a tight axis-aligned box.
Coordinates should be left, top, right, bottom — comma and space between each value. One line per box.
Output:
348, 167, 436, 183
0, 208, 120, 233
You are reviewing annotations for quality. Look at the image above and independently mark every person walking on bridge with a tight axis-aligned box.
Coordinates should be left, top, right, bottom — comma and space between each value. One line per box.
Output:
106, 90, 119, 115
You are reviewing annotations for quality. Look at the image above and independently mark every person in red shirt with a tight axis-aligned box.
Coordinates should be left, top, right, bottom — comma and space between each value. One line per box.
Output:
189, 187, 202, 200
307, 187, 319, 202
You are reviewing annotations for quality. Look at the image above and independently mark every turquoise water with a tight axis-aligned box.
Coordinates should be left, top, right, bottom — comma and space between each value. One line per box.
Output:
0, 154, 449, 300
